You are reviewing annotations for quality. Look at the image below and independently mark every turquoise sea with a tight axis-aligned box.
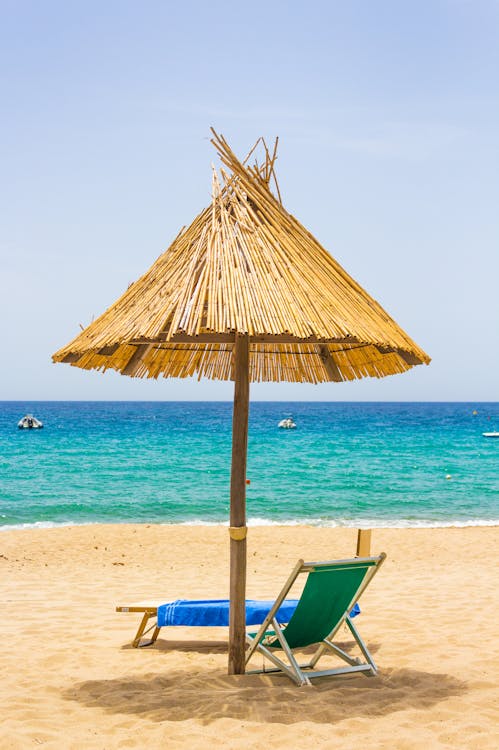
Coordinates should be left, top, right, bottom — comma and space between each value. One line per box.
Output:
1, 402, 498, 530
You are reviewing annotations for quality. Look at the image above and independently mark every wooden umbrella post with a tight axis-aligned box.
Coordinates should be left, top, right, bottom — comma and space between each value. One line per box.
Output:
228, 333, 250, 675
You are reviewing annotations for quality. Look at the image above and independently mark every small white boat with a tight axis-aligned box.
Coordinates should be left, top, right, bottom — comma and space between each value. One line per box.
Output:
278, 417, 296, 429
18, 414, 43, 429
483, 432, 499, 438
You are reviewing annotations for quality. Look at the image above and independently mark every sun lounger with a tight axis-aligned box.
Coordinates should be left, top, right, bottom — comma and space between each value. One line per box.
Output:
245, 554, 386, 686
116, 599, 300, 647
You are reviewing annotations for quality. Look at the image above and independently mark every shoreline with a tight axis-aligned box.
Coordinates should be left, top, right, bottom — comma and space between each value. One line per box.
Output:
2, 524, 498, 748
2, 518, 499, 532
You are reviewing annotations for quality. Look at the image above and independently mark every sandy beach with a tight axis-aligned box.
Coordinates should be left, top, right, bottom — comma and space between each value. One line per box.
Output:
1, 524, 498, 749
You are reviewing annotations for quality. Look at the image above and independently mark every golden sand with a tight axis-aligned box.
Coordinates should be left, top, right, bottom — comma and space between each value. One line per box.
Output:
1, 525, 498, 749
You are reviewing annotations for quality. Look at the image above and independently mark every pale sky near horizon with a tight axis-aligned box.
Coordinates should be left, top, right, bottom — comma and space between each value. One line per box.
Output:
1, 0, 498, 402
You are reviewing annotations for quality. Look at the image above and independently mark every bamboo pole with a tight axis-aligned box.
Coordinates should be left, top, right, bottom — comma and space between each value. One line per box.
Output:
228, 333, 250, 675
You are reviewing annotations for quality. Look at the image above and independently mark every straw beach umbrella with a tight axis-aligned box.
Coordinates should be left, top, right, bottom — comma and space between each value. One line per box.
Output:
53, 130, 430, 674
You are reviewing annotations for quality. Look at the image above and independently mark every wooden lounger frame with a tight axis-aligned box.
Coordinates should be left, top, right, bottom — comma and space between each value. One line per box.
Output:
116, 603, 162, 647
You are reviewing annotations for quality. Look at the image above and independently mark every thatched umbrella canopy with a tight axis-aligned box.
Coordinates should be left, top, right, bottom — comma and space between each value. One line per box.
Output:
53, 130, 430, 674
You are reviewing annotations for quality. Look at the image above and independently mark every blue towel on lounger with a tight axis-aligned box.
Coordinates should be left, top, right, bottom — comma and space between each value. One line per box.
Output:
157, 599, 360, 627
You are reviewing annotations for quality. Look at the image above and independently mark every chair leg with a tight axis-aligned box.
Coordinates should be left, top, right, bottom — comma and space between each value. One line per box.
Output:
309, 640, 360, 668
307, 641, 327, 668
306, 616, 376, 674
345, 616, 377, 674
246, 620, 312, 687
247, 642, 310, 686
272, 619, 312, 687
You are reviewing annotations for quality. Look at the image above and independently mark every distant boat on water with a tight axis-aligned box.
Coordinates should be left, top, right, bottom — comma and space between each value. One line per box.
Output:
278, 417, 296, 429
483, 432, 499, 438
18, 414, 43, 429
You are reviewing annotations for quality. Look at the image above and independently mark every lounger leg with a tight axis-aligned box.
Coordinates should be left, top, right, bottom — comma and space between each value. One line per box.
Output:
149, 624, 161, 645
132, 613, 159, 648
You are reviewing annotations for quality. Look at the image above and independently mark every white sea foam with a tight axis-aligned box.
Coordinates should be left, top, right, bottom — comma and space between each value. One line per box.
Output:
178, 516, 499, 529
3, 517, 498, 531
247, 517, 499, 529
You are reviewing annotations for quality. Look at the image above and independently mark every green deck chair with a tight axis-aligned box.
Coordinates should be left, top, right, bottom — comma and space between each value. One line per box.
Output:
245, 554, 386, 686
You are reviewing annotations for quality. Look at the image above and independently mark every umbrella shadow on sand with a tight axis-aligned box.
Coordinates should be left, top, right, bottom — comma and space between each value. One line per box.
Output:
64, 665, 467, 726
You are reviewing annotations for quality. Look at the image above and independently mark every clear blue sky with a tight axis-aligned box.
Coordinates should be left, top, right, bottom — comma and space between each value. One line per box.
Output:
1, 0, 498, 401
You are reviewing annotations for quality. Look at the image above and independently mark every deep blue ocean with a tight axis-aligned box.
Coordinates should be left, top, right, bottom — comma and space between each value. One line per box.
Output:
1, 402, 498, 529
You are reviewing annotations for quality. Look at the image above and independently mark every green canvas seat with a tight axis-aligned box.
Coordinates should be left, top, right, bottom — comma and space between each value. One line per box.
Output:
245, 554, 386, 686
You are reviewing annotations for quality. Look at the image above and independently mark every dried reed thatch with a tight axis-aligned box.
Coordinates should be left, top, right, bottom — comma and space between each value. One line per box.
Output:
52, 130, 430, 382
